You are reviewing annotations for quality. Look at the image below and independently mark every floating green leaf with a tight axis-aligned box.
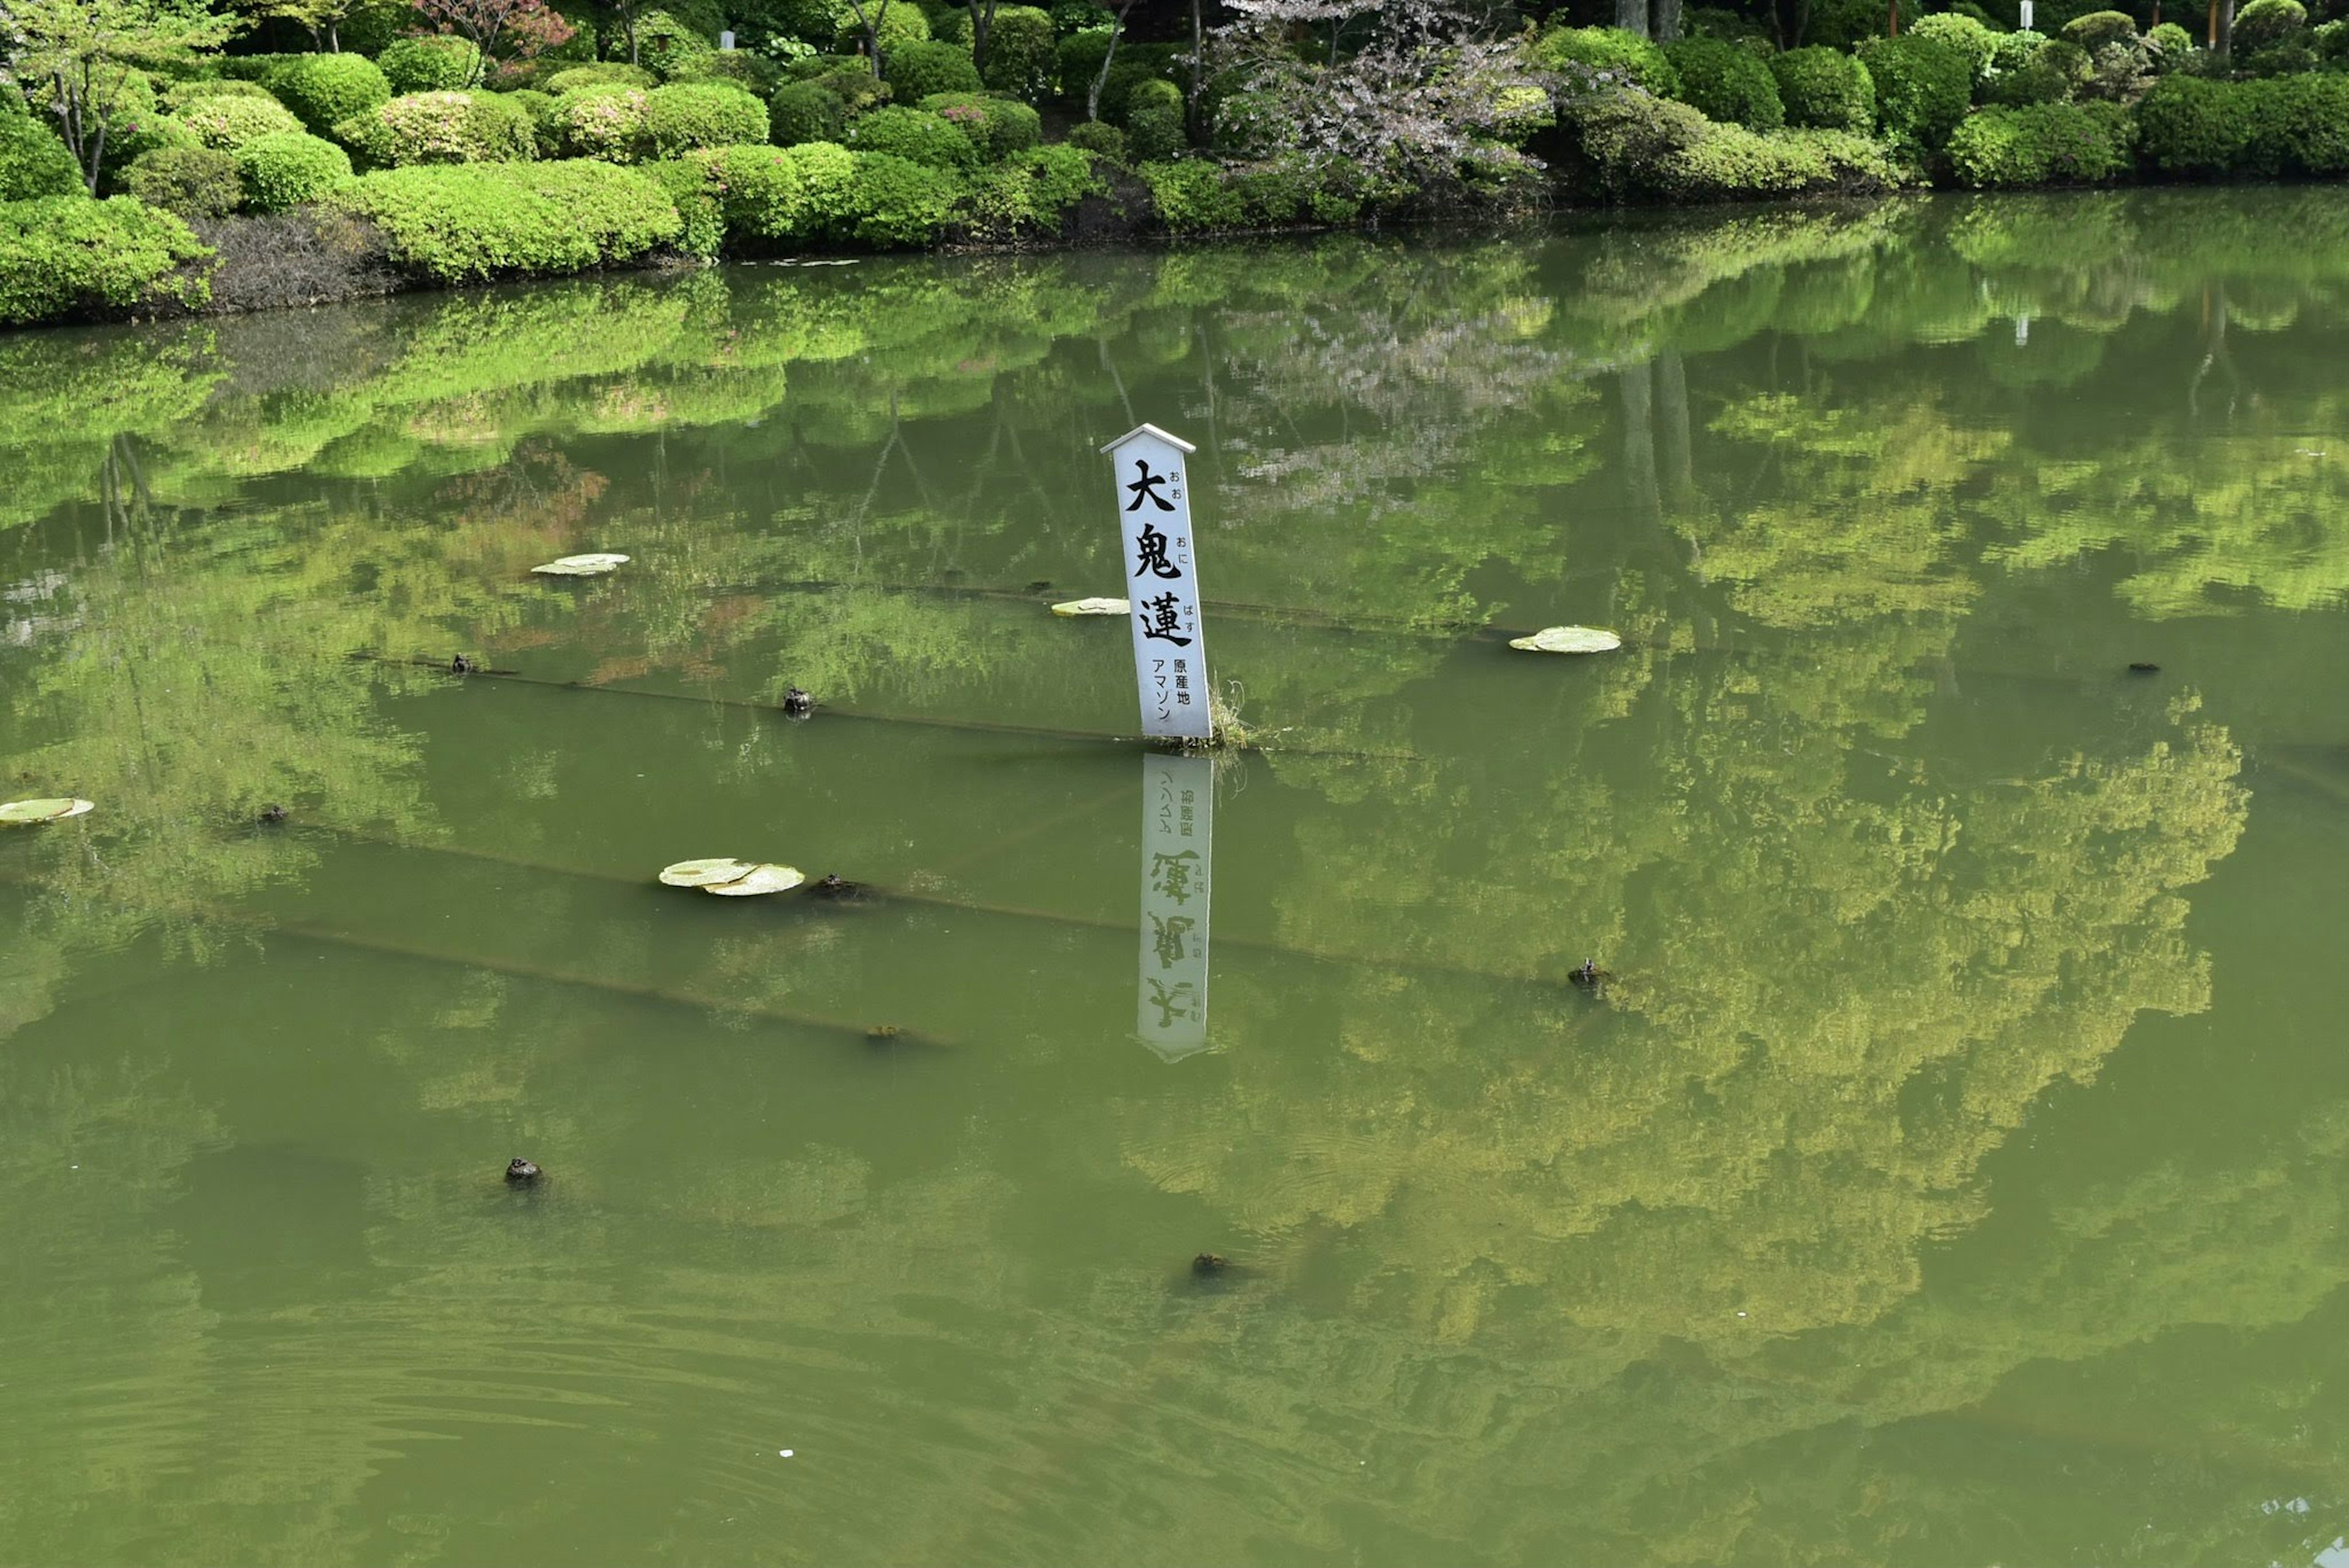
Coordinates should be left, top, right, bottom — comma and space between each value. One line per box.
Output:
702, 863, 805, 896
1052, 597, 1130, 617
1508, 625, 1622, 654
532, 553, 631, 577
0, 797, 93, 825
659, 858, 759, 887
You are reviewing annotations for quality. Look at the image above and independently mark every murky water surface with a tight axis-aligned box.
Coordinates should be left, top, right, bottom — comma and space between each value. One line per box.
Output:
4, 190, 2348, 1566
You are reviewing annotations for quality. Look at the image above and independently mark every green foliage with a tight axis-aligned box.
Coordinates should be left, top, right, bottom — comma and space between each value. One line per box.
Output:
2232, 0, 2308, 51
1770, 45, 1876, 131
644, 154, 722, 255
1909, 11, 2000, 80
1532, 25, 1682, 96
234, 130, 353, 210
1563, 84, 1904, 199
956, 141, 1100, 236
503, 87, 561, 154
1806, 0, 1908, 50
769, 80, 847, 143
916, 92, 1041, 157
1990, 28, 2048, 72
122, 143, 241, 215
377, 35, 481, 93
1946, 100, 2134, 184
1226, 150, 1378, 223
2061, 10, 2140, 51
327, 159, 681, 279
2135, 72, 2349, 176
845, 105, 976, 169
1138, 155, 1244, 231
218, 53, 308, 82
831, 0, 928, 54
644, 81, 769, 155
179, 92, 306, 150
683, 139, 806, 243
637, 10, 716, 78
1984, 56, 2074, 103
337, 91, 538, 167
1857, 34, 1973, 149
1664, 37, 1786, 131
883, 38, 981, 100
808, 59, 891, 111
2147, 21, 2195, 65
544, 62, 658, 93
263, 54, 392, 135
978, 5, 1055, 101
1064, 117, 1124, 160
160, 77, 277, 110
828, 149, 960, 244
549, 85, 653, 160
667, 50, 784, 94
0, 117, 82, 201
1123, 74, 1185, 160
0, 194, 210, 323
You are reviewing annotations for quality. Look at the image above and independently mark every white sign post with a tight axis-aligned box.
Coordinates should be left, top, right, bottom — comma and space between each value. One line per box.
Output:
1137, 751, 1212, 1060
1100, 423, 1211, 741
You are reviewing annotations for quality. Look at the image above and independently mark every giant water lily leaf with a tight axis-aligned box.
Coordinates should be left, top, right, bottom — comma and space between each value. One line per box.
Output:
1052, 598, 1130, 617
0, 797, 93, 825
532, 553, 630, 577
1508, 625, 1622, 654
703, 863, 804, 896
660, 858, 759, 888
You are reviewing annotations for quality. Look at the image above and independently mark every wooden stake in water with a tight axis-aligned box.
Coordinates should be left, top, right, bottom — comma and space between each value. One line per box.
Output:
1137, 751, 1213, 1061
1100, 423, 1211, 742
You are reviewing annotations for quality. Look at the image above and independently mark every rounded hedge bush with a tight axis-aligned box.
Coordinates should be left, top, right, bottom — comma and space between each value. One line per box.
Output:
834, 1, 929, 55
2147, 21, 2195, 62
378, 35, 481, 93
0, 116, 82, 201
326, 158, 680, 280
338, 90, 537, 166
645, 81, 768, 155
1770, 46, 1874, 132
235, 129, 353, 210
0, 193, 213, 324
505, 87, 562, 155
551, 86, 653, 160
545, 62, 657, 94
2232, 0, 2307, 51
829, 149, 960, 245
769, 80, 847, 144
2060, 10, 2139, 51
1532, 25, 1680, 95
1989, 29, 2047, 73
1124, 75, 1186, 160
2137, 73, 2349, 175
265, 53, 391, 135
1983, 56, 2072, 104
1909, 12, 1998, 80
915, 92, 1041, 157
123, 143, 242, 216
688, 141, 808, 243
885, 39, 982, 102
161, 77, 277, 111
1946, 100, 2134, 185
978, 6, 1056, 101
1064, 119, 1124, 160
1856, 34, 1971, 150
1663, 37, 1783, 132
844, 105, 976, 170
180, 93, 307, 150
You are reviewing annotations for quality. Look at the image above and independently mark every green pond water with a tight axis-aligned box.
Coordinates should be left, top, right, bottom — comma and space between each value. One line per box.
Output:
4, 187, 2349, 1566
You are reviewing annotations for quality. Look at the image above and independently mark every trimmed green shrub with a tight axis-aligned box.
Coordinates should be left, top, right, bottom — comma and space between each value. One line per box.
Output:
809, 60, 891, 113
638, 10, 716, 78
1770, 45, 1875, 130
2232, 0, 2307, 51
687, 141, 807, 243
0, 195, 212, 324
505, 87, 562, 155
0, 117, 81, 201
845, 105, 977, 169
834, 1, 929, 55
645, 81, 768, 154
180, 93, 306, 150
219, 54, 308, 83
337, 91, 538, 166
668, 51, 784, 94
378, 35, 481, 93
161, 78, 277, 110
1064, 119, 1125, 160
2147, 20, 2195, 62
1984, 56, 2073, 103
265, 53, 392, 135
1990, 29, 2047, 72
1139, 156, 1244, 231
1097, 45, 1181, 125
545, 63, 658, 93
92, 75, 192, 190
1665, 122, 1904, 197
1532, 25, 1680, 95
1909, 12, 1999, 80
978, 6, 1056, 101
1857, 34, 1972, 149
2060, 10, 2139, 51
123, 144, 242, 216
829, 149, 961, 244
1946, 100, 2134, 184
1807, 0, 1909, 50
959, 142, 1101, 235
1124, 75, 1186, 160
328, 159, 680, 280
884, 38, 982, 100
916, 92, 1041, 156
645, 155, 722, 255
770, 80, 848, 143
1225, 150, 1375, 224
1664, 37, 1784, 130
551, 86, 654, 160
235, 130, 354, 209
2136, 72, 2349, 175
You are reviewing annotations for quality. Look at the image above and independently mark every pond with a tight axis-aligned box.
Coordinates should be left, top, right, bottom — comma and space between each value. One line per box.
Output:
4, 187, 2348, 1566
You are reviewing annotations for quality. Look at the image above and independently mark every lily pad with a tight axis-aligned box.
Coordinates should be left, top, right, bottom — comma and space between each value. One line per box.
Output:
660, 858, 759, 888
702, 863, 805, 896
532, 553, 631, 577
0, 797, 93, 825
1508, 625, 1622, 655
1052, 597, 1130, 617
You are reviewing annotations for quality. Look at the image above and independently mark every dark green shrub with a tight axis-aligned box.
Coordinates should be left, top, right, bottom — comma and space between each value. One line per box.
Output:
645, 81, 768, 154
1909, 12, 1999, 79
829, 149, 961, 244
1990, 29, 2047, 72
978, 5, 1056, 100
916, 92, 1041, 156
2134, 73, 2245, 169
1857, 34, 1972, 149
2231, 0, 2306, 52
180, 93, 307, 150
0, 117, 81, 201
265, 54, 392, 134
675, 51, 785, 93
235, 130, 353, 209
337, 90, 538, 167
1532, 25, 1681, 95
2061, 10, 2139, 50
1664, 37, 1785, 130
328, 159, 680, 280
219, 53, 308, 83
884, 39, 981, 100
639, 10, 718, 78
957, 142, 1101, 236
124, 144, 242, 216
549, 86, 654, 160
831, 1, 929, 54
90, 73, 191, 190
2136, 73, 2349, 174
544, 63, 658, 93
1064, 119, 1124, 160
1055, 28, 1111, 105
1124, 76, 1186, 160
378, 36, 481, 93
845, 105, 977, 169
770, 80, 848, 143
2147, 20, 2195, 63
1139, 156, 1244, 231
1225, 151, 1373, 224
685, 141, 810, 243
1807, 0, 1909, 50
645, 155, 723, 255
505, 87, 562, 155
2036, 37, 2094, 84
1946, 100, 2134, 183
0, 195, 212, 324
1770, 45, 1875, 130
2315, 17, 2349, 65
811, 60, 892, 113
1098, 45, 1181, 124
1984, 57, 2073, 102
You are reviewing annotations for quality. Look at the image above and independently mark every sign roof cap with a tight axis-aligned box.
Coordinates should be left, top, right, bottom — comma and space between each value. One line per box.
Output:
1100, 422, 1196, 456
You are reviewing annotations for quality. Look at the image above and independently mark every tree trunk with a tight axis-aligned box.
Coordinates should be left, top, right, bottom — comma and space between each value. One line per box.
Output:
1088, 0, 1135, 121
1187, 0, 1203, 129
327, 19, 340, 50
971, 0, 993, 83
1655, 0, 1683, 40
1614, 0, 1649, 37
2211, 0, 2233, 56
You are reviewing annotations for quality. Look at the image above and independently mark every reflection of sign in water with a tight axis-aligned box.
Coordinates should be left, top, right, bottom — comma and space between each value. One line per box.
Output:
1101, 423, 1211, 741
1137, 752, 1212, 1060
